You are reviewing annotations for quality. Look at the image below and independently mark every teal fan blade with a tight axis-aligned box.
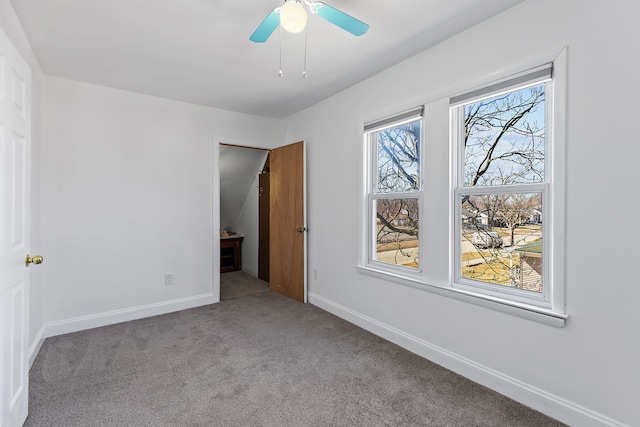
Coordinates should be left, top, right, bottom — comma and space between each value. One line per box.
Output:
250, 9, 280, 43
311, 2, 369, 36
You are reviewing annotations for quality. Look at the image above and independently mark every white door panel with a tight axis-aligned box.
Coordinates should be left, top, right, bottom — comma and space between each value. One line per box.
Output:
0, 25, 32, 427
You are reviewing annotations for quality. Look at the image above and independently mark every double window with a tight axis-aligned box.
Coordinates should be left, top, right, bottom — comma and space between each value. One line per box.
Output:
362, 58, 566, 324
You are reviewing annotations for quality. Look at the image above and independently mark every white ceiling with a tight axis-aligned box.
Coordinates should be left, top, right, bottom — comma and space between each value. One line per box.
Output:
10, 0, 525, 119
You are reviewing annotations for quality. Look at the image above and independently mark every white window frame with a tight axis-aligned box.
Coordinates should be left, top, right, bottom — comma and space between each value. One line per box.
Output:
450, 57, 566, 317
451, 72, 551, 307
363, 108, 424, 278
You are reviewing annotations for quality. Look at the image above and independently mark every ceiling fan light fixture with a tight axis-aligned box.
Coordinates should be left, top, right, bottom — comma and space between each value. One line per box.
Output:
280, 0, 307, 33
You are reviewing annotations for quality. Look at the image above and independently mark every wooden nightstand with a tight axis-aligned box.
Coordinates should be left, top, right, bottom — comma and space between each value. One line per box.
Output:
220, 235, 243, 273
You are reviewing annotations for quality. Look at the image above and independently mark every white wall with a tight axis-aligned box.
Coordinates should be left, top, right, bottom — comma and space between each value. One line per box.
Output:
284, 0, 639, 425
0, 0, 46, 363
234, 173, 261, 277
41, 77, 280, 332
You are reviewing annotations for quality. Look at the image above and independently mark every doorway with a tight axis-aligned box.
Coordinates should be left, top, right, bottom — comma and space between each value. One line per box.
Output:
218, 142, 270, 300
216, 140, 306, 303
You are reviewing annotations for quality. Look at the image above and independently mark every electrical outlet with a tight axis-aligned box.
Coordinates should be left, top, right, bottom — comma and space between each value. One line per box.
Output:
313, 269, 318, 280
164, 273, 174, 286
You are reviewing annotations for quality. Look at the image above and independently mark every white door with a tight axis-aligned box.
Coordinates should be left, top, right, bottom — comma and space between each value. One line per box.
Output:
0, 25, 32, 427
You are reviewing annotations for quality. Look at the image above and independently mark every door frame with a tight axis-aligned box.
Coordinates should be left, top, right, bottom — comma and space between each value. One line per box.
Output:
213, 138, 307, 303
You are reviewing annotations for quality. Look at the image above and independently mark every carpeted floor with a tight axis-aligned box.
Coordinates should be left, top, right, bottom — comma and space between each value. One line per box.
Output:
220, 270, 270, 300
25, 272, 565, 426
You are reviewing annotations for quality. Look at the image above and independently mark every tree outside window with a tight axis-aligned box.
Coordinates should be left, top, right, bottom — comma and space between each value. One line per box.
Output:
456, 82, 548, 294
367, 117, 422, 270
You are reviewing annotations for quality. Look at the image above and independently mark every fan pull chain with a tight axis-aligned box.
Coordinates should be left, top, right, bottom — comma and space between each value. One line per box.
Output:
302, 25, 308, 78
278, 25, 283, 77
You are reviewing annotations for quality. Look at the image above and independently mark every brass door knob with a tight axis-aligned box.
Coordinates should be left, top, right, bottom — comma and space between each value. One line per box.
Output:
25, 254, 43, 267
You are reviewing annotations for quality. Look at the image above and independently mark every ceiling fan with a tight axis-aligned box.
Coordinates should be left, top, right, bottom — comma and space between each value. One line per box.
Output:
250, 0, 369, 43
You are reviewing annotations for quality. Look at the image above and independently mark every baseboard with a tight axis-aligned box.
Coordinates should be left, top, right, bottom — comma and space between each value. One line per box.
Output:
45, 293, 217, 338
28, 324, 46, 368
308, 292, 627, 427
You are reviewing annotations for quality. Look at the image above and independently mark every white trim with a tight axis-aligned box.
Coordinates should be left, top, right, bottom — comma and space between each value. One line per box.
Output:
44, 293, 216, 338
450, 63, 553, 106
303, 140, 308, 303
309, 292, 627, 427
212, 136, 222, 303
356, 265, 566, 327
358, 126, 370, 268
28, 324, 46, 368
364, 106, 424, 132
548, 47, 567, 314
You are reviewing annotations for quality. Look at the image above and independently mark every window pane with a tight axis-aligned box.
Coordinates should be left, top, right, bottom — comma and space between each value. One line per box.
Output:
375, 120, 421, 193
460, 192, 542, 293
374, 198, 419, 269
463, 84, 545, 187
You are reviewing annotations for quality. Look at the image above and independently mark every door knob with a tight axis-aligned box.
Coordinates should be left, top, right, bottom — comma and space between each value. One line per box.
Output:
25, 254, 44, 267
296, 227, 307, 233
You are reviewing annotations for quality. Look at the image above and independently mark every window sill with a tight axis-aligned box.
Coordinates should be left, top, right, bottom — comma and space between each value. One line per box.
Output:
356, 265, 567, 327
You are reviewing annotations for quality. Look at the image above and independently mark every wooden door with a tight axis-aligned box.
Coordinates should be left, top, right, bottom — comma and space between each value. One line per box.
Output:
258, 171, 270, 282
0, 26, 32, 427
269, 141, 306, 302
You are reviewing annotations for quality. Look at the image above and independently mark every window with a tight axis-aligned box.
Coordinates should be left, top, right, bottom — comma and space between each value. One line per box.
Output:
451, 64, 554, 308
364, 108, 423, 273
359, 53, 566, 325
